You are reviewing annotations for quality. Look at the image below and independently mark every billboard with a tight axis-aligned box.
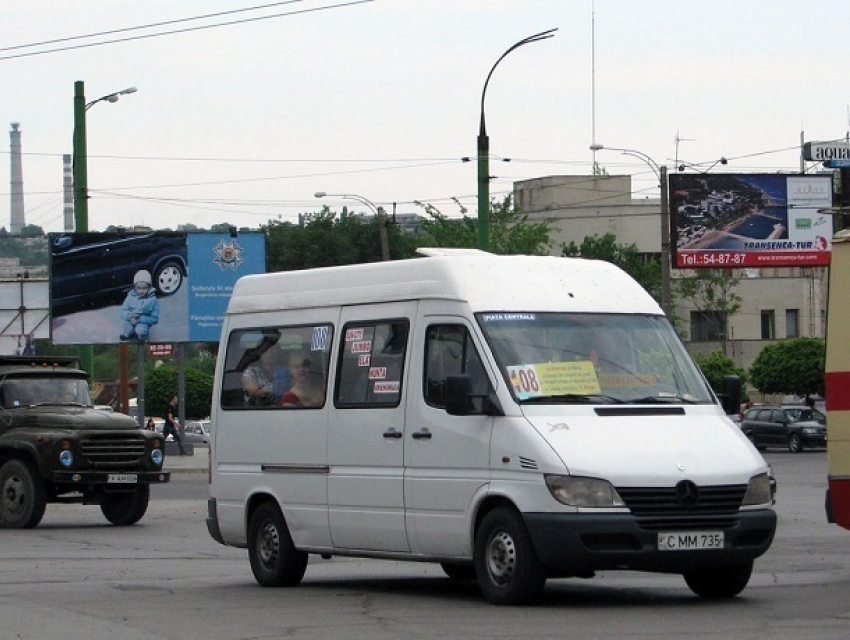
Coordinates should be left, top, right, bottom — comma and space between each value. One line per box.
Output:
670, 173, 833, 268
49, 231, 264, 345
0, 279, 49, 355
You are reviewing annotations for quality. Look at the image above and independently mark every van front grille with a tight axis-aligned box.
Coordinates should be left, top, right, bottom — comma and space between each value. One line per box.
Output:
616, 484, 747, 516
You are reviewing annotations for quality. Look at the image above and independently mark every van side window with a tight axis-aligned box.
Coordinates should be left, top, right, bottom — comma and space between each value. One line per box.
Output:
336, 320, 409, 408
424, 324, 489, 410
220, 324, 333, 410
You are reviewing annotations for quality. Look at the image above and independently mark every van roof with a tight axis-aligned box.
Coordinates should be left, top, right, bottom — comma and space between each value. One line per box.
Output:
226, 249, 662, 316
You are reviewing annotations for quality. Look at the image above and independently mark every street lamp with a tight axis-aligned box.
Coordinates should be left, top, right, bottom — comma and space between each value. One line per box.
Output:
73, 81, 137, 233
589, 143, 672, 318
477, 28, 557, 252
71, 81, 136, 387
314, 191, 390, 261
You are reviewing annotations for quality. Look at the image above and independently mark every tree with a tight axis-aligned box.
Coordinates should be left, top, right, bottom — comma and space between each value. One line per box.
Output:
676, 269, 742, 353
749, 337, 825, 398
561, 233, 661, 303
414, 195, 552, 255
692, 350, 748, 400
144, 364, 214, 420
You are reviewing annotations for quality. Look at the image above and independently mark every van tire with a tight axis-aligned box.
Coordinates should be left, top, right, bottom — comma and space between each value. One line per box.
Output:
100, 485, 150, 525
248, 501, 308, 587
0, 459, 47, 529
474, 507, 546, 605
683, 561, 753, 598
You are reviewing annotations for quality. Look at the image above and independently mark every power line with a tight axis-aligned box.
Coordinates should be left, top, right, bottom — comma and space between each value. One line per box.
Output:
0, 0, 375, 61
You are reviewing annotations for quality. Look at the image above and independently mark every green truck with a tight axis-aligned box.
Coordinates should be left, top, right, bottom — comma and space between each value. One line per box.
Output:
0, 356, 169, 528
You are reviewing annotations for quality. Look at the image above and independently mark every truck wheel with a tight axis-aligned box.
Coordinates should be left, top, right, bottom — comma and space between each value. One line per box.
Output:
788, 433, 804, 453
0, 459, 47, 529
248, 501, 307, 587
100, 485, 150, 525
474, 507, 546, 605
683, 561, 753, 598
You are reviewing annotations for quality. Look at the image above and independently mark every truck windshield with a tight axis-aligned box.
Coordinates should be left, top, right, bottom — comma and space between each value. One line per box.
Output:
0, 377, 92, 409
477, 312, 714, 405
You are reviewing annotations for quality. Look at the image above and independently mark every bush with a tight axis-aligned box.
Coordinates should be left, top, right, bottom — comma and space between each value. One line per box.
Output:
692, 350, 748, 399
144, 365, 213, 419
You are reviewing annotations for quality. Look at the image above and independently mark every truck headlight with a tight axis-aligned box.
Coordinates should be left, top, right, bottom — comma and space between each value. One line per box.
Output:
151, 449, 163, 465
545, 475, 625, 507
59, 450, 74, 467
742, 473, 773, 506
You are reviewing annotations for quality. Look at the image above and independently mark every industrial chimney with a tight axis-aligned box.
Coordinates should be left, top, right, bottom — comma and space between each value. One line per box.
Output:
9, 123, 25, 234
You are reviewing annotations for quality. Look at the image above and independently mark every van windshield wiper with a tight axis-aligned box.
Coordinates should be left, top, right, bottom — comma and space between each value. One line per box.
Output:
520, 394, 628, 405
629, 395, 698, 405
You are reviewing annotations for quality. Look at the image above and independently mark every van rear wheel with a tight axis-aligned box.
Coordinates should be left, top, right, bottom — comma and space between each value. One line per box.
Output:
683, 561, 753, 598
248, 501, 307, 587
474, 507, 546, 605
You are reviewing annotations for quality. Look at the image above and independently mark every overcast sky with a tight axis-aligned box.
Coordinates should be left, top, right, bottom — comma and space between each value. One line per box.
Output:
2, 0, 848, 234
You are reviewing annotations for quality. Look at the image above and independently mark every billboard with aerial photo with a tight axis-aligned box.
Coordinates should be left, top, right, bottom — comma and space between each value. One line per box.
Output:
670, 173, 833, 268
49, 231, 265, 345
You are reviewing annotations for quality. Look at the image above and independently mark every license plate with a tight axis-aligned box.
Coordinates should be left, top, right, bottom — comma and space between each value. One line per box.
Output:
658, 531, 724, 551
107, 473, 138, 484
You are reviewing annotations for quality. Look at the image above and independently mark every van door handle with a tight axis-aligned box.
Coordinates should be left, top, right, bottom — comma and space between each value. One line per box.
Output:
411, 430, 432, 440
383, 429, 403, 439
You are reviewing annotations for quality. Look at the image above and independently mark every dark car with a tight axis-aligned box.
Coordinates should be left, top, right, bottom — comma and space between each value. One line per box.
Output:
50, 231, 187, 316
740, 405, 827, 453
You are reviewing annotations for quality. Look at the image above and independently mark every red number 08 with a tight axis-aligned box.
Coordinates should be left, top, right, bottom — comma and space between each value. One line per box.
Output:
517, 368, 540, 392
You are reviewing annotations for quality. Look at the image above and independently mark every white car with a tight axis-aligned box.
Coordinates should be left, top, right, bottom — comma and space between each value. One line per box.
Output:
183, 419, 210, 445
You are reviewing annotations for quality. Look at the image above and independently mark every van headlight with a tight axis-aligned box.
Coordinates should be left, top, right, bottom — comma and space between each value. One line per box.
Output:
545, 475, 625, 507
742, 473, 773, 506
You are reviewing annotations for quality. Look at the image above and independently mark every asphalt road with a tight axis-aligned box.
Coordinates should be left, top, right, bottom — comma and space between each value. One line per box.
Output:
0, 451, 848, 640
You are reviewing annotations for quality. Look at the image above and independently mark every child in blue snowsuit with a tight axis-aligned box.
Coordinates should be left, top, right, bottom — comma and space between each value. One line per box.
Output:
120, 270, 159, 342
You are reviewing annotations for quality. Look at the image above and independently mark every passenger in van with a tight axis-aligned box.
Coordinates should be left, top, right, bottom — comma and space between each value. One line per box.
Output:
279, 351, 324, 407
242, 346, 280, 406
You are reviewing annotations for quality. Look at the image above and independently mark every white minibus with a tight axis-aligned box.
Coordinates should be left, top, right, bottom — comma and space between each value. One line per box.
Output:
206, 249, 776, 605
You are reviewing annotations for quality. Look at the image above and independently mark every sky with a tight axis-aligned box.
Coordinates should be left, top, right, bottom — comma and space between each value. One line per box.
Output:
1, 0, 849, 234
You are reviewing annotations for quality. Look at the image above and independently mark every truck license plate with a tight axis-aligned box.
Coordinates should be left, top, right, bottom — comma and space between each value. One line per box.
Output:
107, 473, 138, 484
658, 531, 724, 551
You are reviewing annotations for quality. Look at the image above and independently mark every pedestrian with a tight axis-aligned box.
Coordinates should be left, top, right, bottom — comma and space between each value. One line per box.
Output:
163, 394, 186, 456
145, 417, 157, 431
119, 270, 159, 342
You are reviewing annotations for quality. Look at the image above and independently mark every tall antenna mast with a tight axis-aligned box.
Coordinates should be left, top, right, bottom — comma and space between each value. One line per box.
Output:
674, 131, 695, 170
591, 1, 597, 169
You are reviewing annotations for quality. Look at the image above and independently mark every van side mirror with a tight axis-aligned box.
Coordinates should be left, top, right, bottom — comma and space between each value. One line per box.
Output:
718, 375, 742, 416
445, 375, 504, 417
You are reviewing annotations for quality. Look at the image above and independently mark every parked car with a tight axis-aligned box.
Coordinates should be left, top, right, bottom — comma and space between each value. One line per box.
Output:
50, 231, 187, 316
740, 405, 827, 453
183, 419, 210, 445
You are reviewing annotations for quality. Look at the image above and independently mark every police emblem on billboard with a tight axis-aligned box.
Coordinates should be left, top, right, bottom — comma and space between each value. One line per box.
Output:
213, 240, 244, 270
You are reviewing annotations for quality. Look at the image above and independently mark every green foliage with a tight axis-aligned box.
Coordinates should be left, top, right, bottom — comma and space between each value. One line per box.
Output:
749, 337, 825, 397
414, 195, 552, 255
144, 364, 214, 420
676, 269, 742, 349
263, 209, 418, 271
561, 233, 661, 302
0, 235, 48, 268
692, 350, 748, 398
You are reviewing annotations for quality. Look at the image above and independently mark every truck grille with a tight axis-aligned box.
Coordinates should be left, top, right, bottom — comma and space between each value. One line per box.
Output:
616, 484, 747, 517
80, 436, 147, 468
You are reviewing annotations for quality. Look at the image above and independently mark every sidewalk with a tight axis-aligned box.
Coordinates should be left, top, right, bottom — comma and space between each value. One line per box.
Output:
163, 444, 209, 474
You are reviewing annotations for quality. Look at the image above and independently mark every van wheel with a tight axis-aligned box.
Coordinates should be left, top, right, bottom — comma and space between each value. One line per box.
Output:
0, 459, 47, 529
100, 486, 150, 525
788, 433, 803, 453
248, 501, 308, 587
474, 507, 546, 605
441, 562, 476, 580
683, 561, 752, 598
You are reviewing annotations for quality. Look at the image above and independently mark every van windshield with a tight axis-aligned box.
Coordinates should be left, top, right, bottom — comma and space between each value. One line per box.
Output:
477, 312, 714, 405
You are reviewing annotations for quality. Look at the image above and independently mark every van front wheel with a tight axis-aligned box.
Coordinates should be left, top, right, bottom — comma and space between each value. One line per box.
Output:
474, 507, 546, 605
248, 501, 308, 587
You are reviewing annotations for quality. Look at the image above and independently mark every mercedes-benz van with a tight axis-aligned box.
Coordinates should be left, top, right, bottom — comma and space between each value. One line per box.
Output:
206, 249, 776, 605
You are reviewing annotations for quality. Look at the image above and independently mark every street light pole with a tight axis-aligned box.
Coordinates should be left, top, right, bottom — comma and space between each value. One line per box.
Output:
71, 80, 137, 384
589, 144, 672, 318
314, 191, 390, 261
477, 28, 556, 252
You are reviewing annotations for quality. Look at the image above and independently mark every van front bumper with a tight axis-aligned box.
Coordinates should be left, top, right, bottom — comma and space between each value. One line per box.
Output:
523, 510, 776, 577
